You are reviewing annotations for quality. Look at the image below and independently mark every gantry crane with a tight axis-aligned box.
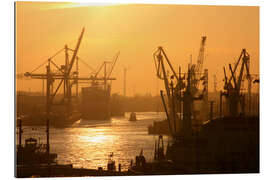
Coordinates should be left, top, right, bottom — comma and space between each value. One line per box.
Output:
23, 28, 116, 163
91, 51, 120, 91
23, 28, 85, 164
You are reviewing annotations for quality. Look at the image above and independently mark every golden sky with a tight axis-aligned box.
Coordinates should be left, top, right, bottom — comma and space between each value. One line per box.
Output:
16, 2, 259, 96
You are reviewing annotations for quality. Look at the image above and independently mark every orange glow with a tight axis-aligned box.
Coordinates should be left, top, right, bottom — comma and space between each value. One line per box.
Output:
16, 2, 259, 95
88, 135, 108, 143
76, 129, 115, 143
42, 2, 120, 10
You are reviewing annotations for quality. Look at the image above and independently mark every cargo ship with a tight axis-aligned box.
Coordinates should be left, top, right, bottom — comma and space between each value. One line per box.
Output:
17, 90, 82, 127
17, 96, 81, 127
18, 111, 81, 127
81, 83, 111, 120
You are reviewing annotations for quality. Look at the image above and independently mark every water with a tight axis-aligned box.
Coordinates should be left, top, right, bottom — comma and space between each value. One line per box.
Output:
17, 112, 168, 171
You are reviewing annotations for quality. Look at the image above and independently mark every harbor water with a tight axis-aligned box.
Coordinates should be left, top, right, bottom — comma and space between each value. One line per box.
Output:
16, 112, 168, 171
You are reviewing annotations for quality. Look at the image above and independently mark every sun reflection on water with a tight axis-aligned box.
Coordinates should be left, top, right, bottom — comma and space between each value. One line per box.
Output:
21, 112, 167, 171
81, 134, 112, 143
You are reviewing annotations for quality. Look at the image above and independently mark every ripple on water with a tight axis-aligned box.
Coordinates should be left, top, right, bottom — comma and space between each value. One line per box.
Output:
17, 112, 168, 171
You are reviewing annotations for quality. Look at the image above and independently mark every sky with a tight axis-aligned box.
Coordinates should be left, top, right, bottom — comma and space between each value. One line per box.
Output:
16, 2, 259, 96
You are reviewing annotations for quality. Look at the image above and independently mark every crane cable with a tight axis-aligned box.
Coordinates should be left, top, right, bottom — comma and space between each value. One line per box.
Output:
107, 51, 120, 78
76, 57, 96, 73
30, 47, 65, 73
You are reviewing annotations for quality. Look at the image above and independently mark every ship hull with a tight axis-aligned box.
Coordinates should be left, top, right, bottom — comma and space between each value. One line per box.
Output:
166, 115, 259, 173
81, 86, 111, 121
18, 112, 81, 128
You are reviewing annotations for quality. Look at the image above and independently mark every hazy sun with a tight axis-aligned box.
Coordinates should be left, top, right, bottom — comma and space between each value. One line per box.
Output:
45, 2, 119, 10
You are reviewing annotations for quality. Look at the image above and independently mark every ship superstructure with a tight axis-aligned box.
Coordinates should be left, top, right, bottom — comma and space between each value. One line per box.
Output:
80, 52, 119, 120
81, 83, 111, 120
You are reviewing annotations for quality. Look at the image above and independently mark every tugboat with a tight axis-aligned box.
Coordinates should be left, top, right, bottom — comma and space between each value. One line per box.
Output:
129, 143, 174, 175
129, 112, 137, 121
107, 152, 116, 171
17, 138, 57, 165
16, 117, 58, 165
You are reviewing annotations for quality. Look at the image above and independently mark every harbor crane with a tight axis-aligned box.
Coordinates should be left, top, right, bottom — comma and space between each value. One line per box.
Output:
188, 36, 207, 94
92, 51, 120, 91
221, 48, 251, 117
153, 46, 179, 136
23, 28, 85, 164
189, 37, 208, 123
153, 44, 207, 137
22, 28, 117, 164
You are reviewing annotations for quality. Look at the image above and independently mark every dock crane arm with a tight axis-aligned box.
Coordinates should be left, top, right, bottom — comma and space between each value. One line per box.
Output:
153, 47, 178, 81
92, 51, 120, 79
94, 63, 104, 79
225, 49, 250, 93
229, 64, 237, 89
227, 49, 247, 86
243, 50, 251, 80
67, 28, 85, 75
195, 36, 207, 79
153, 47, 171, 96
153, 48, 161, 79
236, 60, 246, 91
160, 47, 179, 81
51, 28, 85, 99
223, 67, 227, 87
222, 49, 252, 116
107, 51, 120, 79
153, 46, 180, 136
190, 36, 207, 90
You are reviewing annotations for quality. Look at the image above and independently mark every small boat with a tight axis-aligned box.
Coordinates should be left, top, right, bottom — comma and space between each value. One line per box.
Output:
17, 138, 57, 165
107, 152, 116, 171
129, 141, 174, 175
16, 117, 57, 166
129, 112, 137, 121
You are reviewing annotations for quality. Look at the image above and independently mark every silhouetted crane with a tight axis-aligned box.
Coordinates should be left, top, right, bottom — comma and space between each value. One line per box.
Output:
222, 49, 251, 117
92, 51, 120, 91
153, 45, 206, 137
192, 36, 207, 91
22, 28, 117, 164
153, 46, 179, 136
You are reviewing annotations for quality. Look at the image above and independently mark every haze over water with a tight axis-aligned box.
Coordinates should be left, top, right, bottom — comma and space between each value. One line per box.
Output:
16, 112, 167, 171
